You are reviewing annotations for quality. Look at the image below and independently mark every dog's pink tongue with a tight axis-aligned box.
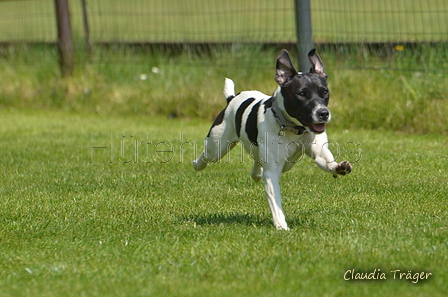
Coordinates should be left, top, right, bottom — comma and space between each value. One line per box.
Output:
312, 123, 326, 132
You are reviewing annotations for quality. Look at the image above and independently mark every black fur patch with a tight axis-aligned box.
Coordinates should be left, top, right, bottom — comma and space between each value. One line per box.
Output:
263, 98, 272, 113
207, 107, 227, 137
226, 95, 235, 103
226, 92, 240, 103
235, 98, 255, 138
246, 102, 261, 146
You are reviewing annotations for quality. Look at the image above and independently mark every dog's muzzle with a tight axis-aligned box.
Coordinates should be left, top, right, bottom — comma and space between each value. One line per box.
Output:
307, 107, 331, 133
316, 108, 330, 122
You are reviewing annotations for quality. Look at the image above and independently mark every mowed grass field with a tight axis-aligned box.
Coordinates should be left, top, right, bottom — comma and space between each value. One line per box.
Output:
0, 1, 447, 295
0, 110, 447, 296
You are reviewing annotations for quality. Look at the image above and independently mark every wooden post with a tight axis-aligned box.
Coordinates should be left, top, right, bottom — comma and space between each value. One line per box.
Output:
54, 0, 74, 76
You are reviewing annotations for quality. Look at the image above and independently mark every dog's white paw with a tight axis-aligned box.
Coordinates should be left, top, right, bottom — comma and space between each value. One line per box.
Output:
334, 160, 352, 177
250, 163, 263, 183
250, 170, 263, 183
275, 224, 290, 231
192, 159, 207, 171
251, 174, 262, 183
273, 219, 290, 230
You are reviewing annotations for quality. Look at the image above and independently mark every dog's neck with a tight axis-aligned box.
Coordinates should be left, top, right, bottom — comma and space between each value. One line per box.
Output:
271, 88, 307, 135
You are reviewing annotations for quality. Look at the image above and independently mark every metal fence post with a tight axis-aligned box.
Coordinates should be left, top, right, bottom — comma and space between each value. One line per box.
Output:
294, 0, 314, 72
54, 0, 74, 76
81, 0, 93, 58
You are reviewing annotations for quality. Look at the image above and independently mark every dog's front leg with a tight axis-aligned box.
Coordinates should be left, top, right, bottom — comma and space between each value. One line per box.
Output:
307, 132, 352, 177
262, 168, 289, 230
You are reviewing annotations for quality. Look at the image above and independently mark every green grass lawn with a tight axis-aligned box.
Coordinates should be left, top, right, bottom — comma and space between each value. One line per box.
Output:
1, 110, 446, 296
0, 2, 447, 294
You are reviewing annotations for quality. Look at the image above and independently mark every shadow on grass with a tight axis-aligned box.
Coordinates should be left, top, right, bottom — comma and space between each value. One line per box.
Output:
180, 212, 307, 229
181, 212, 271, 227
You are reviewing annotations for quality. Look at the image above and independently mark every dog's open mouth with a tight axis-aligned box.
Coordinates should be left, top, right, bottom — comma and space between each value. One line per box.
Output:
298, 120, 326, 134
310, 123, 326, 133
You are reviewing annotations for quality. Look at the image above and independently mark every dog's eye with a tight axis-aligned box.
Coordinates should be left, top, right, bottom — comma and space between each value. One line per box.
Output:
297, 91, 306, 98
322, 88, 329, 96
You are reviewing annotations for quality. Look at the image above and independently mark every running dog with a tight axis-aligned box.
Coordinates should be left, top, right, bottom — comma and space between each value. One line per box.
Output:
193, 49, 352, 230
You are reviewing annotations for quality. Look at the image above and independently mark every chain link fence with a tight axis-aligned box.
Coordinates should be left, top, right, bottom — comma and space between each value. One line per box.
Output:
0, 0, 447, 71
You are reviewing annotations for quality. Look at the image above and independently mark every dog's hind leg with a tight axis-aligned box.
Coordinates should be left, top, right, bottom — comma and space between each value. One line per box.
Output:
193, 119, 238, 171
193, 139, 237, 171
193, 78, 240, 171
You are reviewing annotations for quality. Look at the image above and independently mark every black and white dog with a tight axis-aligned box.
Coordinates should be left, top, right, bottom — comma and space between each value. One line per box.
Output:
193, 49, 352, 230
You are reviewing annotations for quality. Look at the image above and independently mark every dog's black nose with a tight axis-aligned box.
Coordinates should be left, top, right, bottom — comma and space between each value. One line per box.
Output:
317, 108, 330, 121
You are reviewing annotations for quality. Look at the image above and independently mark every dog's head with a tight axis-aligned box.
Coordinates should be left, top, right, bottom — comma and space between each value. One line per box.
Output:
275, 49, 330, 134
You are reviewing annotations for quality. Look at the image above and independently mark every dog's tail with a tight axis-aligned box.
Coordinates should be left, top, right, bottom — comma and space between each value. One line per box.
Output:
223, 78, 235, 103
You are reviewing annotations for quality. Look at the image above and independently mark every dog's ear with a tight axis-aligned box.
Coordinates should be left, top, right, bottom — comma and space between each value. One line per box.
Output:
308, 49, 327, 79
275, 49, 298, 86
